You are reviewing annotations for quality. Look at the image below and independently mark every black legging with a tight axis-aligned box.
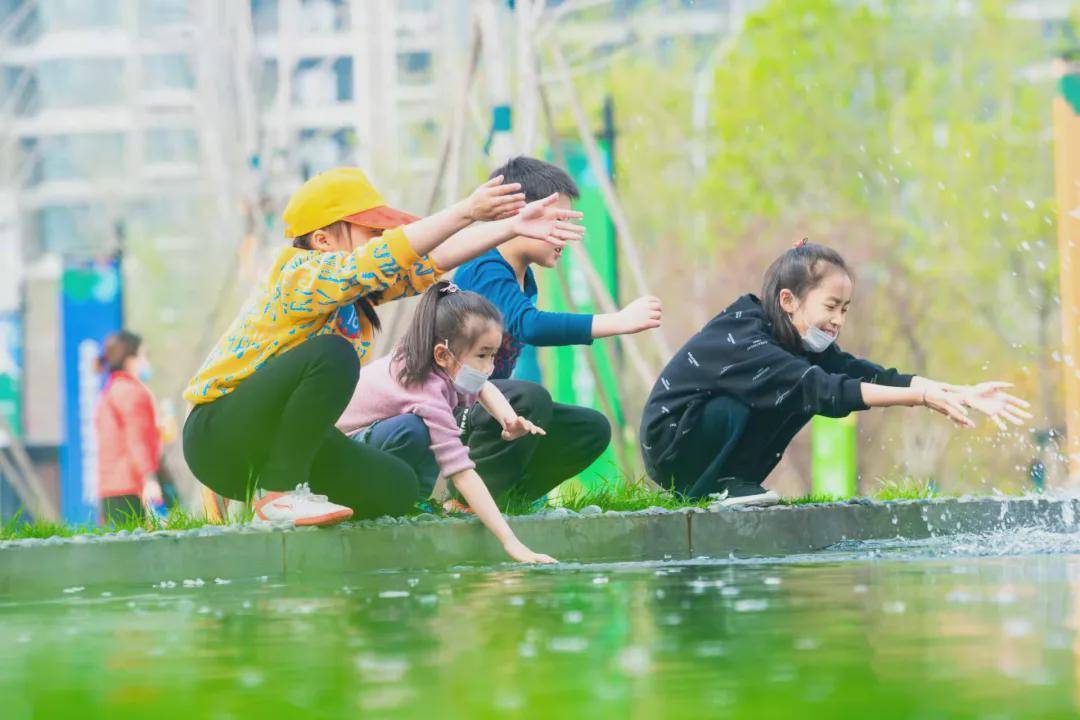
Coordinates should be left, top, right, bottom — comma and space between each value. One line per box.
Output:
461, 379, 611, 503
183, 334, 419, 519
666, 394, 752, 498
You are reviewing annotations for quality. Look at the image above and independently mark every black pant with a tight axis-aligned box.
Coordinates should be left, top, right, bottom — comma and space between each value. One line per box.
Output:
101, 495, 144, 525
461, 379, 611, 502
666, 394, 752, 498
183, 334, 419, 520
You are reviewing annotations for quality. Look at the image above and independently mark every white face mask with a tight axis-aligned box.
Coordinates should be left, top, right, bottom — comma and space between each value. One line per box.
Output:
451, 362, 489, 395
800, 325, 836, 354
441, 340, 490, 394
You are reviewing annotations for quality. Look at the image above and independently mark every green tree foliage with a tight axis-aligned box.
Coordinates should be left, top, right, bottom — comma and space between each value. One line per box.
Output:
566, 0, 1076, 490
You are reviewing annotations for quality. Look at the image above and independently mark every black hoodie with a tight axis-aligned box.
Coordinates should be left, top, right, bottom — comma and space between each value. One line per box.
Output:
640, 294, 913, 484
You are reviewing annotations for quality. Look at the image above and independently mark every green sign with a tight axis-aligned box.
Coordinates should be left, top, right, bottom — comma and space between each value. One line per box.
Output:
540, 140, 622, 489
811, 414, 858, 498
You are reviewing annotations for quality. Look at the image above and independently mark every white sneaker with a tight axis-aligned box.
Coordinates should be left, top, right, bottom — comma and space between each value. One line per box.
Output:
254, 483, 353, 527
719, 489, 781, 508
710, 479, 782, 508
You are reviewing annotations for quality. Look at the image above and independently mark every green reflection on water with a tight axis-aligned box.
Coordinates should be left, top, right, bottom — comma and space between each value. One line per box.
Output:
2, 553, 1078, 719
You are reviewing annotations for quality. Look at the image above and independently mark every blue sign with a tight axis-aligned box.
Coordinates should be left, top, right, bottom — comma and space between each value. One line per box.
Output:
60, 257, 123, 523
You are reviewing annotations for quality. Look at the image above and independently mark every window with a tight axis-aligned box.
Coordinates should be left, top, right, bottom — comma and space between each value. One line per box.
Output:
293, 57, 352, 105
145, 128, 199, 165
22, 133, 126, 186
36, 204, 108, 254
36, 58, 125, 108
401, 118, 438, 158
38, 0, 121, 31
142, 54, 194, 92
397, 51, 433, 86
296, 127, 356, 178
299, 0, 348, 33
250, 0, 278, 35
139, 0, 189, 28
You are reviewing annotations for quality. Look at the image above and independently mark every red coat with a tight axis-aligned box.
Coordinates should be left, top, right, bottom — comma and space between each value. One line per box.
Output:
95, 372, 161, 498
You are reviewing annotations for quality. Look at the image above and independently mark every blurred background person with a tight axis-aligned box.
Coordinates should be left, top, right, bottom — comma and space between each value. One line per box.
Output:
94, 330, 162, 525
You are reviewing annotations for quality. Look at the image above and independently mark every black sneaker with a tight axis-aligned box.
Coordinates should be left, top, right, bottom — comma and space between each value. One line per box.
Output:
715, 477, 780, 508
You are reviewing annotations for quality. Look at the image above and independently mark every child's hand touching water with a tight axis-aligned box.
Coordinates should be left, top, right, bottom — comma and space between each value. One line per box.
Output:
502, 537, 557, 564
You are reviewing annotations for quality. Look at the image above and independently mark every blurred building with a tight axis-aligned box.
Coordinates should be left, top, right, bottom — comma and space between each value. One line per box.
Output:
0, 0, 470, 519
0, 0, 807, 519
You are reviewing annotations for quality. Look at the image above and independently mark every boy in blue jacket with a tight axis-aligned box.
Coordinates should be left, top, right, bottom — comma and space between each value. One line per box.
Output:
454, 156, 663, 504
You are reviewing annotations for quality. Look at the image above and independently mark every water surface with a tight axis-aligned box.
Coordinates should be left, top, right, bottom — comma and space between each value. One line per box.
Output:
3, 530, 1080, 719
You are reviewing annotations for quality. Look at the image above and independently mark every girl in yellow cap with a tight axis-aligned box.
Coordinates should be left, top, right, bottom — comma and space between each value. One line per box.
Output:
182, 169, 584, 528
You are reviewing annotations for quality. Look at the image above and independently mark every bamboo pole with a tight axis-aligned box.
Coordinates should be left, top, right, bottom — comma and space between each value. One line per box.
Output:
547, 42, 674, 362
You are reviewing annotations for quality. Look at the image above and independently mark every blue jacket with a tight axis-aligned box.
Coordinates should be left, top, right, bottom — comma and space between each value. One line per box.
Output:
453, 249, 594, 379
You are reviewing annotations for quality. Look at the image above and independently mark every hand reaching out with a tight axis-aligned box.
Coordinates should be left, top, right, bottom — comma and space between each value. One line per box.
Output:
465, 175, 527, 221
922, 387, 975, 428
617, 296, 663, 335
958, 382, 1033, 431
501, 415, 546, 442
511, 193, 585, 247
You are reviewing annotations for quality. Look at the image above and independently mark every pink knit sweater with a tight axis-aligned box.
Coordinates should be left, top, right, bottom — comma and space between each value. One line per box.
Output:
336, 355, 477, 477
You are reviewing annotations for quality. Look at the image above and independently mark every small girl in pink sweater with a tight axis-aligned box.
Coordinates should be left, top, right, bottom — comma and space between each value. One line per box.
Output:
338, 281, 554, 564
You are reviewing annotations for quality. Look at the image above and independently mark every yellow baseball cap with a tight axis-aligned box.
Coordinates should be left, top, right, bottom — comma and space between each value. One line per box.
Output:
282, 167, 420, 239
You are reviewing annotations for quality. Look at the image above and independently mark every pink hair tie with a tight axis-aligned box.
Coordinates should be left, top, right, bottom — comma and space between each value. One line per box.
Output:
793, 237, 809, 249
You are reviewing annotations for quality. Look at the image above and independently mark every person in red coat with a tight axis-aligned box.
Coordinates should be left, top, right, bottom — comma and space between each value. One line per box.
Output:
95, 331, 162, 525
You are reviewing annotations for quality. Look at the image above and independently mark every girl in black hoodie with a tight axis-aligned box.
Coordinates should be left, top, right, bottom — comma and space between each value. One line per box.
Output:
640, 241, 1031, 507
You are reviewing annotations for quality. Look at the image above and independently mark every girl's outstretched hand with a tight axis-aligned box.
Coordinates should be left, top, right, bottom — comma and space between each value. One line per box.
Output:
465, 175, 527, 221
501, 415, 546, 442
923, 387, 975, 429
959, 381, 1033, 431
511, 193, 585, 247
502, 537, 557, 564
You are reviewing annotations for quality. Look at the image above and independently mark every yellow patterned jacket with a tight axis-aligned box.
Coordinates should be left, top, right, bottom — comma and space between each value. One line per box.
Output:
184, 227, 440, 405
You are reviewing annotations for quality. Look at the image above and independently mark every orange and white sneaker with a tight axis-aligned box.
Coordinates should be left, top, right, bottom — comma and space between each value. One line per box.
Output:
442, 498, 474, 515
254, 483, 353, 527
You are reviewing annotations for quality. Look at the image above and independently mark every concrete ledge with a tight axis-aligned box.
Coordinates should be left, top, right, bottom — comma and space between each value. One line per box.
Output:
2, 497, 1077, 596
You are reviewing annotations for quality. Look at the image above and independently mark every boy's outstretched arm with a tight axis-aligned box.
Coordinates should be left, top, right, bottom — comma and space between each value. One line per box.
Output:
590, 295, 664, 339
449, 469, 556, 564
427, 193, 584, 271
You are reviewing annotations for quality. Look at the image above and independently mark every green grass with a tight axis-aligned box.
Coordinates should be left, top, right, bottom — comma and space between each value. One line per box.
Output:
780, 492, 847, 506
533, 478, 711, 514
0, 475, 1022, 541
0, 506, 219, 542
872, 477, 941, 502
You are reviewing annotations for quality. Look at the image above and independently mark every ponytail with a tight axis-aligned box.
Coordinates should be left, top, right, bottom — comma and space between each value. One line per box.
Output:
395, 281, 503, 387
